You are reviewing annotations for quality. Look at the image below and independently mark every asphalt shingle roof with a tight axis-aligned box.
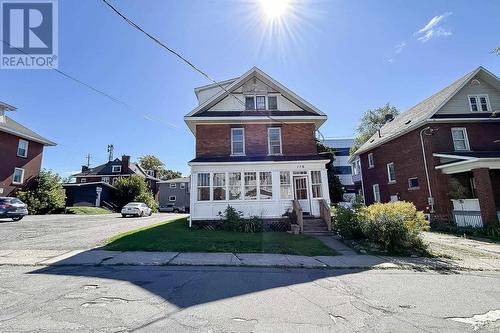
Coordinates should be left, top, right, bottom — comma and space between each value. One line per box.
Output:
0, 116, 56, 146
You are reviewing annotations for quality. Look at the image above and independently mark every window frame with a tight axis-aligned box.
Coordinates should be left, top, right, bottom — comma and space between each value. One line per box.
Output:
170, 183, 177, 189
386, 162, 396, 184
408, 177, 419, 190
372, 184, 380, 203
451, 127, 470, 151
169, 195, 176, 202
368, 153, 374, 168
228, 172, 242, 200
101, 176, 110, 183
13, 167, 25, 185
311, 170, 323, 198
267, 95, 278, 110
267, 127, 282, 155
245, 96, 255, 110
259, 171, 273, 200
180, 183, 186, 189
17, 139, 29, 158
212, 173, 227, 201
255, 95, 266, 110
244, 172, 257, 200
280, 171, 292, 200
111, 165, 122, 173
197, 173, 210, 201
468, 94, 490, 112
80, 178, 87, 183
231, 128, 245, 156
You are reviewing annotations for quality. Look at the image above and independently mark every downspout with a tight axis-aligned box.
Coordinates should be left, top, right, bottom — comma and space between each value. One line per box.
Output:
358, 158, 365, 204
419, 127, 435, 213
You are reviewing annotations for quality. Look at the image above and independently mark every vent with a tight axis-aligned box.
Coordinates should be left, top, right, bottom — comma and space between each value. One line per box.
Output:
405, 120, 411, 125
471, 79, 481, 85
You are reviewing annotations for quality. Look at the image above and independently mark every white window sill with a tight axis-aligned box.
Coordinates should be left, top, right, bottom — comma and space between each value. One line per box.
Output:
230, 154, 246, 157
368, 166, 374, 169
16, 154, 27, 158
408, 187, 420, 191
12, 182, 23, 185
388, 181, 396, 185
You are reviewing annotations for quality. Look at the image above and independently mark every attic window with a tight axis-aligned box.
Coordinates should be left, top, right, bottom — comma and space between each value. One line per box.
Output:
112, 165, 122, 173
405, 120, 411, 125
245, 97, 255, 110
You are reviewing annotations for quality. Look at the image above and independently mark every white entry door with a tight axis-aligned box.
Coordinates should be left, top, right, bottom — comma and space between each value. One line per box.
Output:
293, 176, 311, 213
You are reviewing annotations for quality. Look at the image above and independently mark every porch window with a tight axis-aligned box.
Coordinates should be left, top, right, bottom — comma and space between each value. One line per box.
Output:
213, 173, 226, 201
197, 173, 210, 201
280, 171, 292, 199
268, 128, 282, 155
245, 97, 255, 110
451, 128, 470, 151
244, 172, 257, 200
13, 168, 24, 184
268, 96, 278, 110
229, 172, 241, 200
259, 172, 272, 199
387, 163, 396, 183
372, 184, 380, 202
468, 95, 490, 112
256, 96, 266, 110
17, 139, 28, 158
231, 128, 245, 155
368, 153, 374, 168
311, 171, 323, 198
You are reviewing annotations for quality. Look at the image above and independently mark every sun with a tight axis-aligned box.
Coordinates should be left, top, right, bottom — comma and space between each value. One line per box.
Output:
259, 0, 289, 19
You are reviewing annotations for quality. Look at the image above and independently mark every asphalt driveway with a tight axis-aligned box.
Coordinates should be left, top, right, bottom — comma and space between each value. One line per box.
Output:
0, 213, 187, 251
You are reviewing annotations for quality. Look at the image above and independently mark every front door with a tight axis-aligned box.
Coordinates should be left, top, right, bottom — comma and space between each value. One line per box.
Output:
294, 176, 311, 213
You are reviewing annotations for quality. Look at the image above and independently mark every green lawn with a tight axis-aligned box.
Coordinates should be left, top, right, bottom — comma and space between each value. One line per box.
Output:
66, 207, 113, 215
105, 218, 336, 256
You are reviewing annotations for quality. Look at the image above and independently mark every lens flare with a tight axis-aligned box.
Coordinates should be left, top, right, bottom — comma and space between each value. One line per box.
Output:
260, 0, 289, 19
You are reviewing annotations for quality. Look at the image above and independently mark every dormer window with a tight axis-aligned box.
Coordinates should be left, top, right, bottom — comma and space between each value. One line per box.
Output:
112, 165, 122, 173
468, 95, 490, 112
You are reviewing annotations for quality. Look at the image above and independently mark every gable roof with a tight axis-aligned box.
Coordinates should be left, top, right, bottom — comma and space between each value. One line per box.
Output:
158, 176, 190, 184
185, 66, 326, 117
0, 116, 56, 146
352, 66, 500, 157
72, 158, 160, 181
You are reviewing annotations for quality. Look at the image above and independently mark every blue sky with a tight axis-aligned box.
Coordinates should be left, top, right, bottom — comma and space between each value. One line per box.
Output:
1, 0, 499, 177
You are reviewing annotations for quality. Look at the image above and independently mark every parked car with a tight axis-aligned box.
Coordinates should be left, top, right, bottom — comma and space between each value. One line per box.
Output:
121, 202, 152, 217
0, 197, 28, 221
159, 203, 187, 213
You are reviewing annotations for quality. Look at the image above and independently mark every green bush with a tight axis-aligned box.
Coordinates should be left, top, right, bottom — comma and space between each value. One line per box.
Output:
217, 206, 263, 233
331, 197, 365, 240
361, 201, 429, 253
114, 176, 158, 212
17, 170, 65, 214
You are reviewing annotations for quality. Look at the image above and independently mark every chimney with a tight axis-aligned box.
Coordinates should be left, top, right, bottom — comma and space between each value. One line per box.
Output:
121, 155, 130, 173
81, 165, 89, 172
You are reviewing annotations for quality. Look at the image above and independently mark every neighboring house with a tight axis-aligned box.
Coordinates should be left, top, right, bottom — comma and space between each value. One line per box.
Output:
0, 101, 56, 196
185, 67, 331, 222
323, 137, 359, 200
158, 176, 190, 212
63, 155, 160, 208
350, 66, 500, 227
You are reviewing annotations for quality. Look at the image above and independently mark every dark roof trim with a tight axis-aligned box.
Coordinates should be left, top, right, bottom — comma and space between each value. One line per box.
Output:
431, 113, 500, 119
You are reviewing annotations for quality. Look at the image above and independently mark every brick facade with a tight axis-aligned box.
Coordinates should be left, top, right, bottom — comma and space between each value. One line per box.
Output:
473, 168, 497, 224
0, 131, 44, 196
196, 123, 317, 157
360, 122, 500, 218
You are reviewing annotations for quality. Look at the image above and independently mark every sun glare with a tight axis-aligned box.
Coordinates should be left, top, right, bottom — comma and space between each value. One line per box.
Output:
260, 0, 289, 19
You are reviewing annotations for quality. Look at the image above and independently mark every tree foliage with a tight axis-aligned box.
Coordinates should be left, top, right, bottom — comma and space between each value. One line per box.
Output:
316, 140, 344, 203
138, 154, 181, 180
17, 170, 66, 214
113, 176, 158, 212
350, 103, 400, 154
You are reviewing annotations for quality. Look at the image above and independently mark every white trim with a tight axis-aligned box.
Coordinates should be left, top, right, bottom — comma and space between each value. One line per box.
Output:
170, 183, 177, 189
12, 167, 24, 185
372, 184, 380, 203
267, 127, 282, 155
17, 139, 29, 158
169, 195, 176, 202
436, 158, 500, 174
112, 165, 122, 173
433, 153, 476, 160
231, 127, 245, 155
368, 153, 374, 168
451, 127, 471, 151
387, 162, 396, 183
468, 94, 491, 112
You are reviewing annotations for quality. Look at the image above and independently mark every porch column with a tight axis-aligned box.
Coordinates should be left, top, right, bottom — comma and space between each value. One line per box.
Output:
473, 168, 498, 224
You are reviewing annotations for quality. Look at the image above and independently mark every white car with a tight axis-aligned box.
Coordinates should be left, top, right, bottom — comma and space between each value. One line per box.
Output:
121, 202, 152, 217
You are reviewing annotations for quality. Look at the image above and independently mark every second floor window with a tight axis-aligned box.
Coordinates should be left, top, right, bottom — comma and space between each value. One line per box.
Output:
387, 162, 396, 183
231, 128, 245, 155
368, 153, 374, 168
268, 128, 282, 155
451, 128, 470, 151
468, 95, 490, 112
373, 184, 380, 203
17, 139, 28, 158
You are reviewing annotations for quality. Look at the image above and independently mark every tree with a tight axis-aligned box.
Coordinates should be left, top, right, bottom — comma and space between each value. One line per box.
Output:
493, 46, 500, 55
17, 170, 66, 214
316, 140, 344, 203
113, 176, 158, 212
138, 154, 181, 180
350, 103, 400, 154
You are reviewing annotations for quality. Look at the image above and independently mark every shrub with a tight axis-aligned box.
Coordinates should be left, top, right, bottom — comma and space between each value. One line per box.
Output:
114, 176, 158, 212
361, 201, 429, 253
331, 197, 365, 240
17, 170, 65, 214
217, 206, 263, 233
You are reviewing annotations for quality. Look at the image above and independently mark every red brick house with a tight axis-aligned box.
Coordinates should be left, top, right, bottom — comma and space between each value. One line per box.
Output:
63, 155, 160, 208
350, 67, 500, 226
0, 102, 56, 196
185, 67, 331, 224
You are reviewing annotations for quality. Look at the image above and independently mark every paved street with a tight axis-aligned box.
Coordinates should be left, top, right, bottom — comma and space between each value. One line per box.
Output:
1, 265, 499, 332
0, 213, 187, 250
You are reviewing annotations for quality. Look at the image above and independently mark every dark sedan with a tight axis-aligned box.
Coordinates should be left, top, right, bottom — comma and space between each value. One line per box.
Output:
0, 197, 28, 221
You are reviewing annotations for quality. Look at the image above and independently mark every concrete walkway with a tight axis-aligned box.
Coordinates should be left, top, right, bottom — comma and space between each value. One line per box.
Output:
314, 235, 357, 255
1, 248, 500, 271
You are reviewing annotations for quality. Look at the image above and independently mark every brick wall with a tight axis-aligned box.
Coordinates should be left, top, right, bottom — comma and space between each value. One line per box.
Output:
196, 123, 317, 157
0, 131, 44, 196
360, 121, 500, 216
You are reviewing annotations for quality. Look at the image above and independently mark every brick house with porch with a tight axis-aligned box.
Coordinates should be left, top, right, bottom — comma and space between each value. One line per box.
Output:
185, 67, 331, 231
350, 66, 500, 226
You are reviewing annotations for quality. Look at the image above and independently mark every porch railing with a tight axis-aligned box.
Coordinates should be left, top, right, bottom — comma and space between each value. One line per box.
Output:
453, 210, 483, 228
319, 199, 332, 231
292, 200, 303, 233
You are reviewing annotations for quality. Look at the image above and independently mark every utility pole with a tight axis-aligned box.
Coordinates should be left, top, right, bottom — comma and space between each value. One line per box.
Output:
107, 144, 114, 161
85, 154, 92, 167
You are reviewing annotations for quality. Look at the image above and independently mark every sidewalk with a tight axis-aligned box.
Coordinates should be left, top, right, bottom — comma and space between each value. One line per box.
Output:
1, 248, 500, 271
